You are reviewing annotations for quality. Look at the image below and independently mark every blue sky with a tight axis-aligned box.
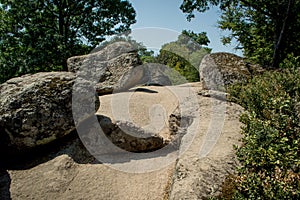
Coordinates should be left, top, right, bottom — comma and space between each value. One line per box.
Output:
128, 0, 243, 56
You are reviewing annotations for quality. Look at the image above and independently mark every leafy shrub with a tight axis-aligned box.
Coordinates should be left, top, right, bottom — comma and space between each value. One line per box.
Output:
226, 62, 300, 199
157, 50, 200, 83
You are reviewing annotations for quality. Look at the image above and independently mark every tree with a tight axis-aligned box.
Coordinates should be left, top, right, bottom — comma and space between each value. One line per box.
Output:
0, 0, 136, 83
180, 0, 300, 68
179, 30, 210, 49
157, 30, 211, 82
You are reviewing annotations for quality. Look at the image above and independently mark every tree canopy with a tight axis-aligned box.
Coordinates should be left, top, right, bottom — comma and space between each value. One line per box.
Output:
0, 0, 136, 83
157, 30, 211, 82
180, 0, 300, 68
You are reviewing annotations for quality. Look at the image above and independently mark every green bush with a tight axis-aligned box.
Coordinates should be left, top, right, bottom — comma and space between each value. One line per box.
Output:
226, 62, 300, 199
157, 50, 200, 83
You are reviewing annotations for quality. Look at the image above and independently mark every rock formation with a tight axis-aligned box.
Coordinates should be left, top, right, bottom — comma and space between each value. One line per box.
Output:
95, 85, 182, 153
67, 41, 143, 95
0, 52, 249, 200
1, 82, 244, 200
67, 41, 137, 73
97, 117, 166, 152
122, 63, 172, 87
200, 52, 264, 91
0, 72, 99, 154
67, 42, 172, 95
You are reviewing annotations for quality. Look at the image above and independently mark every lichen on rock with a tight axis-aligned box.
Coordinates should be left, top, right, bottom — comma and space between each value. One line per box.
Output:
0, 72, 99, 154
199, 52, 264, 91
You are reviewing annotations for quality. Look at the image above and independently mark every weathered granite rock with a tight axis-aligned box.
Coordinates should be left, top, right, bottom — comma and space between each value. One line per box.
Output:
95, 85, 187, 153
0, 72, 99, 153
67, 42, 143, 95
110, 120, 165, 152
169, 95, 244, 200
67, 42, 174, 95
2, 84, 245, 200
95, 52, 143, 94
67, 41, 137, 73
0, 170, 10, 199
200, 52, 264, 91
117, 63, 172, 91
80, 115, 169, 153
90, 109, 189, 153
138, 63, 172, 86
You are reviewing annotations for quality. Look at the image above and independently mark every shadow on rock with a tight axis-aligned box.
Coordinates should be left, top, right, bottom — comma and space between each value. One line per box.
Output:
0, 170, 11, 200
75, 114, 193, 164
1, 108, 193, 170
1, 131, 100, 170
129, 87, 158, 93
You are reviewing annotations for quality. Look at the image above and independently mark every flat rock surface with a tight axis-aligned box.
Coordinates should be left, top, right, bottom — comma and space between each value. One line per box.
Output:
169, 96, 243, 199
2, 82, 244, 200
8, 155, 175, 200
97, 85, 180, 136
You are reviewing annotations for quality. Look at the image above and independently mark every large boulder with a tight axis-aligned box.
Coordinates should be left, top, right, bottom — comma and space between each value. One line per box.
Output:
67, 42, 143, 95
118, 63, 172, 89
199, 52, 264, 91
68, 42, 173, 95
67, 41, 137, 73
0, 72, 99, 154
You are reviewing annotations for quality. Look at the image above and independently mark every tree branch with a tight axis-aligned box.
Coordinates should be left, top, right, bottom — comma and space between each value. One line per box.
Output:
239, 0, 272, 17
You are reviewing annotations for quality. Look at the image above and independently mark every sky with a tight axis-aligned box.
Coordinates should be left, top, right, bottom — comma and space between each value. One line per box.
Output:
127, 0, 243, 56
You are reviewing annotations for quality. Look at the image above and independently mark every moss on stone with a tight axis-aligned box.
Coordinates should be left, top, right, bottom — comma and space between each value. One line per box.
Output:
36, 134, 57, 146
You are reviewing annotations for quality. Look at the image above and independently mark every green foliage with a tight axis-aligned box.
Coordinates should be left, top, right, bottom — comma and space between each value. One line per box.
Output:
0, 0, 136, 83
180, 30, 210, 47
140, 55, 157, 64
157, 30, 211, 82
227, 60, 300, 199
279, 53, 300, 69
139, 50, 156, 63
180, 0, 300, 68
157, 50, 199, 83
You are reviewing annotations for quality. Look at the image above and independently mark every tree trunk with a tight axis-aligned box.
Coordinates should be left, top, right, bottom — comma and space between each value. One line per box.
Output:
271, 0, 293, 68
